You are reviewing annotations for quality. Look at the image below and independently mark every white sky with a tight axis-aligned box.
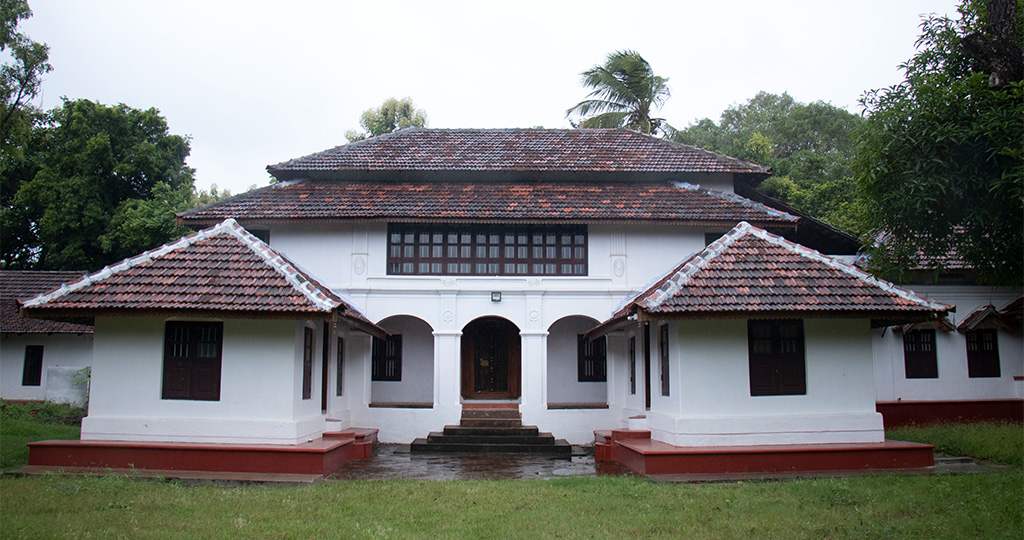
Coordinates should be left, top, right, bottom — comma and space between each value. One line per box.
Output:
22, 0, 961, 195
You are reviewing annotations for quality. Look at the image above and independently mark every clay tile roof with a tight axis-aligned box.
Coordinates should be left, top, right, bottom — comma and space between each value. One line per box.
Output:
1, 271, 94, 334
267, 128, 770, 179
20, 220, 383, 334
607, 221, 950, 323
177, 180, 797, 227
956, 303, 1016, 333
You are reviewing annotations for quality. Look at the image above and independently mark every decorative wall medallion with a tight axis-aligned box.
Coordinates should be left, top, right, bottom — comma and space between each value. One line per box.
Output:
613, 258, 625, 277
352, 256, 366, 275
441, 277, 456, 288
443, 310, 455, 323
527, 278, 541, 288
529, 310, 540, 322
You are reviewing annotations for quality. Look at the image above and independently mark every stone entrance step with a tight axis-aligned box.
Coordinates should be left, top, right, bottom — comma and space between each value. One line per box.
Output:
410, 405, 571, 456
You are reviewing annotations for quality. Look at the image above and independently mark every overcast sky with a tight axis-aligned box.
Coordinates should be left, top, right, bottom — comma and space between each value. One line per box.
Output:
22, 0, 961, 195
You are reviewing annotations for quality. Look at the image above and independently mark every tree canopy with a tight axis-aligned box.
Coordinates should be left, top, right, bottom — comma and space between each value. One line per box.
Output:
566, 50, 671, 136
855, 0, 1023, 286
345, 97, 427, 142
1, 0, 50, 154
1, 99, 201, 270
673, 92, 865, 234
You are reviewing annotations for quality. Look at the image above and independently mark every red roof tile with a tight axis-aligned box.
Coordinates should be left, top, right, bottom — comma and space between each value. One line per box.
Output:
1, 271, 94, 334
177, 180, 797, 227
610, 222, 950, 321
268, 128, 770, 180
20, 220, 382, 334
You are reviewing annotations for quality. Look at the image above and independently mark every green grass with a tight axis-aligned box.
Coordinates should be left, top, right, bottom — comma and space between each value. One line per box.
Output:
887, 421, 1024, 466
1, 470, 1021, 539
1, 401, 83, 471
1, 413, 1021, 539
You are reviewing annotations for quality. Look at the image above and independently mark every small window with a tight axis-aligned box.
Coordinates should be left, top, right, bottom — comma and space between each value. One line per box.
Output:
302, 327, 314, 400
372, 335, 402, 381
336, 337, 345, 396
903, 329, 938, 378
162, 321, 223, 401
748, 320, 806, 396
22, 346, 43, 386
659, 324, 670, 396
628, 336, 636, 395
577, 335, 607, 382
966, 329, 1000, 378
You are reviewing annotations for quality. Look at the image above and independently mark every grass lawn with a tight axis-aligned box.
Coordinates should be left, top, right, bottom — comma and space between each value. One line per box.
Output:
1, 413, 1021, 539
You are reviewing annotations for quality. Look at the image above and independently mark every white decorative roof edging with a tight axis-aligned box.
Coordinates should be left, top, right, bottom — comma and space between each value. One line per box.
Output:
642, 221, 950, 313
22, 218, 341, 313
672, 182, 798, 222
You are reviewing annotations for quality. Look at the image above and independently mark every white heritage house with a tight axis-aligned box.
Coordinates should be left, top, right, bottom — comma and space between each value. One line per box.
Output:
22, 129, 952, 454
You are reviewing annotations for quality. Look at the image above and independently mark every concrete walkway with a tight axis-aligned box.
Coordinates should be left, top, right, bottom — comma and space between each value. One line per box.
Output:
328, 444, 631, 481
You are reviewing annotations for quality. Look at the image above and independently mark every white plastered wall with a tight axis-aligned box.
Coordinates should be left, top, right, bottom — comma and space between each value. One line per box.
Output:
1, 333, 92, 401
82, 317, 326, 445
647, 318, 884, 446
873, 285, 1023, 403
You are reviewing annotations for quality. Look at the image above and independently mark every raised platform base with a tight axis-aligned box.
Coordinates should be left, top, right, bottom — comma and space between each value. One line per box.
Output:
26, 428, 378, 478
594, 429, 934, 476
877, 399, 1023, 427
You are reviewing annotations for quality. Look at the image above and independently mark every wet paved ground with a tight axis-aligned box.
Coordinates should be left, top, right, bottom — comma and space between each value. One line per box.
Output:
328, 444, 631, 481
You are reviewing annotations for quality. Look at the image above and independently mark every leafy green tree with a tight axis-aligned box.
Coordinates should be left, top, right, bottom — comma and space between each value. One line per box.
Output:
345, 97, 427, 142
566, 50, 671, 135
0, 0, 50, 153
855, 0, 1023, 286
1, 99, 197, 270
673, 92, 865, 233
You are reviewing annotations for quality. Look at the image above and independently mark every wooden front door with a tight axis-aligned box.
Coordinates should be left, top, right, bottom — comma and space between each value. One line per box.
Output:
461, 317, 521, 399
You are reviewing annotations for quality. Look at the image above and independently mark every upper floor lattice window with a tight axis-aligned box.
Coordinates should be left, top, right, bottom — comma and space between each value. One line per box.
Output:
387, 224, 587, 276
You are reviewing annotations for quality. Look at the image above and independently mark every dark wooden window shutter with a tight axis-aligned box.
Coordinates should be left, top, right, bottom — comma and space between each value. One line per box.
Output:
660, 324, 670, 396
903, 329, 938, 378
748, 320, 806, 396
302, 326, 313, 400
22, 346, 43, 386
966, 329, 1000, 378
577, 335, 607, 382
162, 321, 222, 401
372, 335, 402, 381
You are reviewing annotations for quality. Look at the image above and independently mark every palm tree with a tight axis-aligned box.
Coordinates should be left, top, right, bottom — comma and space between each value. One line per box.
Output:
566, 50, 671, 135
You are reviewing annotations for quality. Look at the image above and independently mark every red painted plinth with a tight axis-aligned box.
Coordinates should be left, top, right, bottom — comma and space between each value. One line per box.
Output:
28, 429, 378, 477
600, 430, 934, 476
878, 400, 1024, 427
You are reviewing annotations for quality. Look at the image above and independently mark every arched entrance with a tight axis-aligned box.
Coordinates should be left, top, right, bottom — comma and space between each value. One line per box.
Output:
461, 317, 521, 399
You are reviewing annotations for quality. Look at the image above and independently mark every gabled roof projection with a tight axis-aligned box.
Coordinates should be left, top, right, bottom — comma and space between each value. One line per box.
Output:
0, 271, 94, 334
20, 220, 384, 336
177, 180, 798, 227
267, 128, 770, 181
591, 222, 950, 336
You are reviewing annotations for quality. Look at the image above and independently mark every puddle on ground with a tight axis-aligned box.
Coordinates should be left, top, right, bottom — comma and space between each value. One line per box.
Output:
328, 444, 632, 481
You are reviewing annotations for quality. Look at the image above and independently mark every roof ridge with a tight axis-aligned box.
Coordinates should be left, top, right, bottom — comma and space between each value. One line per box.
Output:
640, 221, 950, 313
672, 182, 796, 222
22, 219, 341, 313
218, 220, 341, 312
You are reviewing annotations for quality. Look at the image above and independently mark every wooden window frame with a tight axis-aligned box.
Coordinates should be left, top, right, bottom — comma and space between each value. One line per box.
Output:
302, 326, 314, 400
22, 345, 43, 386
903, 329, 938, 379
577, 335, 607, 382
659, 324, 670, 396
162, 321, 223, 401
628, 336, 636, 395
386, 224, 588, 276
966, 329, 1000, 378
336, 336, 345, 396
372, 335, 402, 382
747, 319, 806, 396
